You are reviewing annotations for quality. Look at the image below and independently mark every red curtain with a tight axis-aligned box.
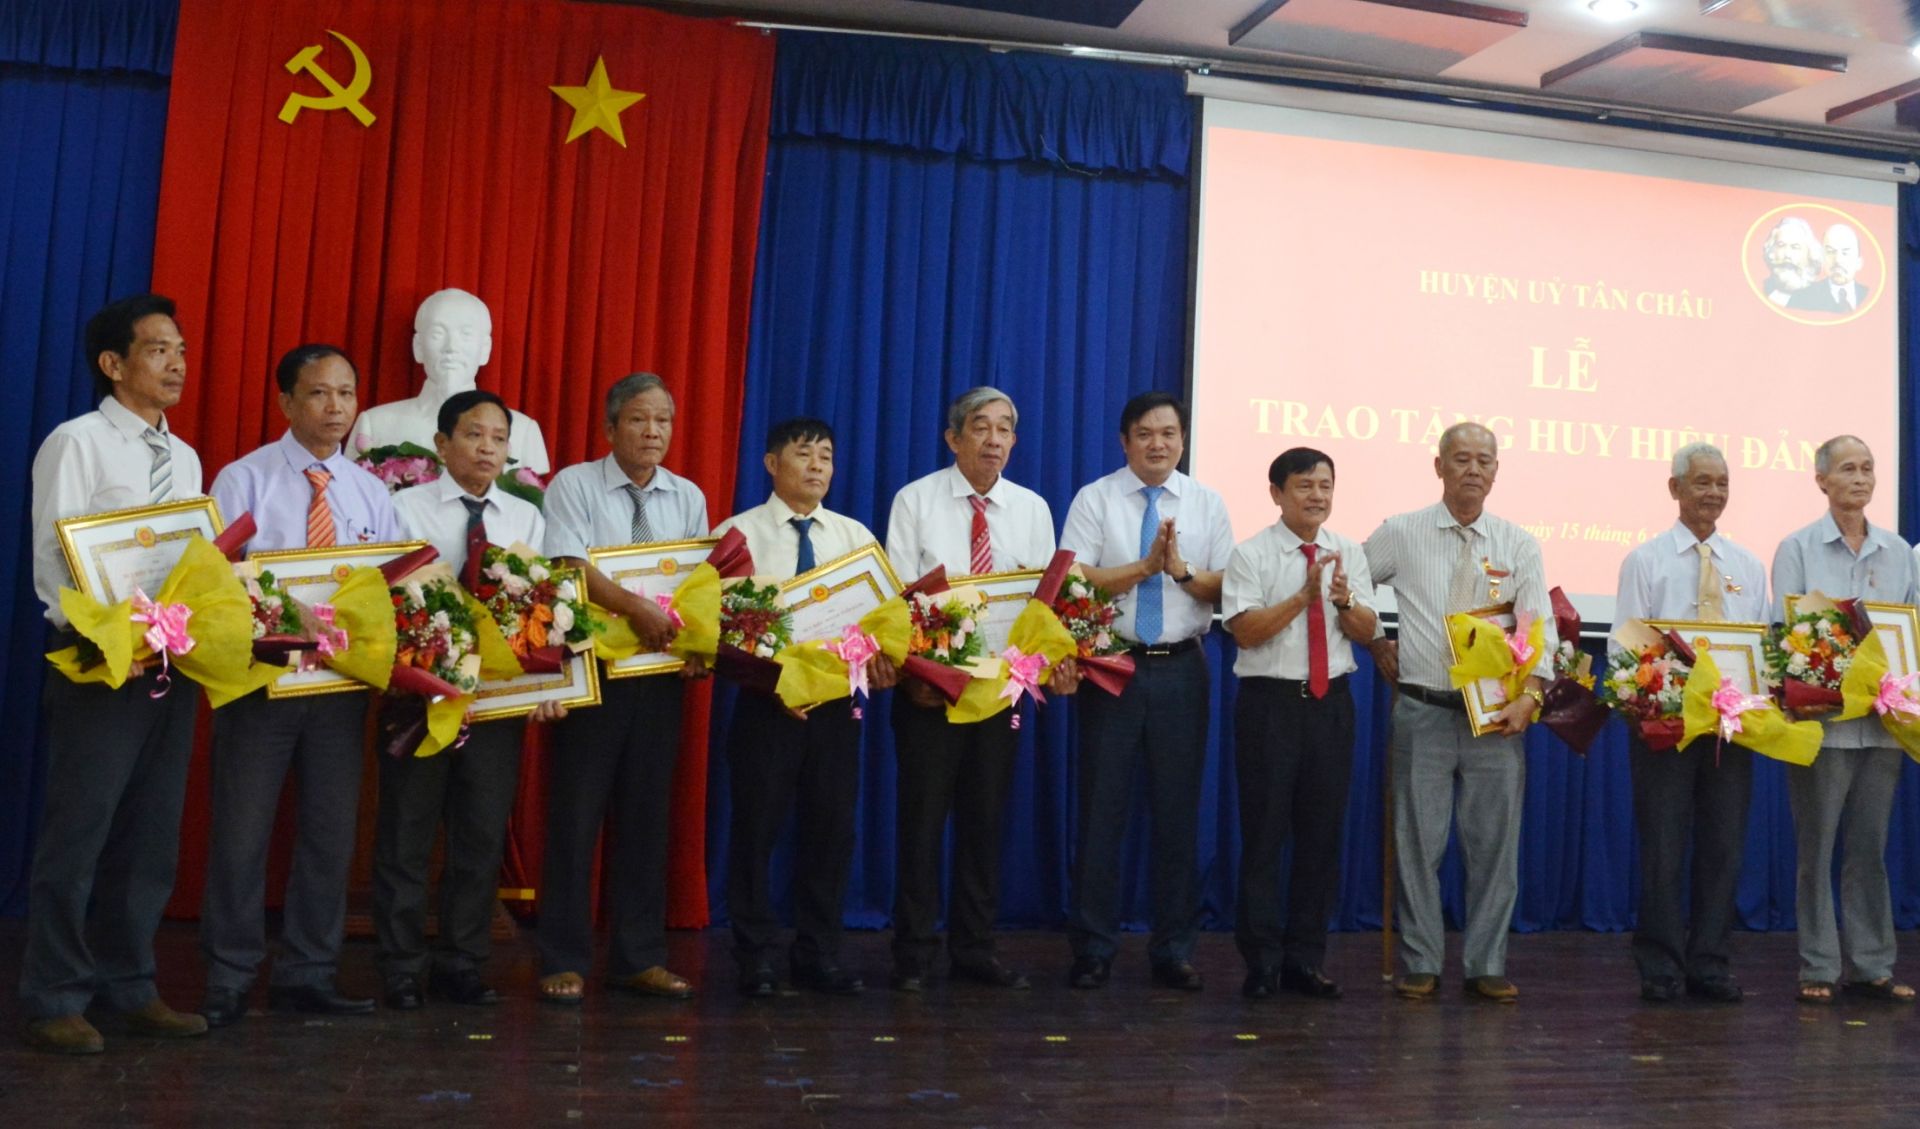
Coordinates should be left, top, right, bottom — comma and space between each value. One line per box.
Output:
152, 0, 773, 926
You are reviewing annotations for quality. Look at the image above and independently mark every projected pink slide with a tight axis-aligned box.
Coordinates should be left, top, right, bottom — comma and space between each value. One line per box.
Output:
1191, 126, 1899, 612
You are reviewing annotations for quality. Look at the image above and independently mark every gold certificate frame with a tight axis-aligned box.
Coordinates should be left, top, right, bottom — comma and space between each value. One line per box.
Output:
778, 542, 903, 644
949, 568, 1045, 657
1447, 602, 1516, 738
588, 537, 719, 678
252, 541, 430, 698
1783, 595, 1920, 682
1646, 619, 1771, 697
470, 648, 602, 723
56, 496, 225, 605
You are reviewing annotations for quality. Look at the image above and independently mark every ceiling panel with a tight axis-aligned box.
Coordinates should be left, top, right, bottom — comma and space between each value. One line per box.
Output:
922, 0, 1149, 29
1230, 0, 1527, 75
1701, 0, 1920, 47
1542, 30, 1848, 115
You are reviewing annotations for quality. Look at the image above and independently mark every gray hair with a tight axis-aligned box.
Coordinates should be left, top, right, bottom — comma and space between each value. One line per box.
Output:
1767, 216, 1816, 249
946, 386, 1017, 434
1814, 434, 1869, 475
1669, 442, 1726, 479
604, 372, 673, 428
1437, 421, 1496, 458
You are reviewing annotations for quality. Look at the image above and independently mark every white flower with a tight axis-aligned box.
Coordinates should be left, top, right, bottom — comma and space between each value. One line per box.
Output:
405, 581, 425, 605
486, 562, 512, 582
529, 563, 550, 583
934, 646, 949, 659
557, 580, 577, 602
1792, 622, 1812, 637
431, 610, 451, 631
251, 620, 266, 640
552, 602, 575, 637
503, 573, 531, 597
959, 618, 976, 634
1787, 653, 1809, 675
755, 642, 774, 658
1093, 631, 1111, 650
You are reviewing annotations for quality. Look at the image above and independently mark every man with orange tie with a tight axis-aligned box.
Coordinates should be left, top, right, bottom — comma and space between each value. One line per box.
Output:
1223, 448, 1375, 1000
199, 345, 401, 1027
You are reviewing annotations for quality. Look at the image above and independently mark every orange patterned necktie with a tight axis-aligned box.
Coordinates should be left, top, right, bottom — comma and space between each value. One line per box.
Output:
305, 467, 337, 547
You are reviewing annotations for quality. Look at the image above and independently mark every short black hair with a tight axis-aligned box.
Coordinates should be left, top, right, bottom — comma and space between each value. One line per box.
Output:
437, 390, 511, 439
1118, 391, 1187, 437
274, 343, 356, 395
1268, 447, 1335, 487
765, 416, 834, 455
84, 293, 178, 400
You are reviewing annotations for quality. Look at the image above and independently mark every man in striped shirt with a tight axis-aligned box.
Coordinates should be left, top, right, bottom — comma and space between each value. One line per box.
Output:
1364, 422, 1554, 1004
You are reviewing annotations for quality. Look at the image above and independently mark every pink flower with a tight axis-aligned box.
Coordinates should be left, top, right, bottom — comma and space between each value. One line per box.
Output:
513, 467, 544, 488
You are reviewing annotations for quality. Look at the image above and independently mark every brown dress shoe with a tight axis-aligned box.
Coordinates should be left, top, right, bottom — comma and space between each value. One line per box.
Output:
1463, 975, 1520, 1003
610, 966, 694, 1000
122, 998, 211, 1037
23, 1014, 104, 1055
1393, 973, 1439, 1000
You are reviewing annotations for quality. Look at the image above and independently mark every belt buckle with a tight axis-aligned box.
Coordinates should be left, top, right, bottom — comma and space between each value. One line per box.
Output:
1142, 644, 1173, 657
1299, 679, 1311, 698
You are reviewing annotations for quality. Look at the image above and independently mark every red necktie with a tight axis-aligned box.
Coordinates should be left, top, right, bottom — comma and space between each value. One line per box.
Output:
969, 495, 992, 574
1302, 543, 1328, 699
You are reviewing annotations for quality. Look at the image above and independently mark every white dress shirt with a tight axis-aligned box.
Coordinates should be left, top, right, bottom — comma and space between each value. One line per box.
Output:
211, 430, 402, 552
542, 456, 709, 561
1613, 521, 1769, 639
885, 464, 1055, 578
1364, 502, 1556, 691
31, 396, 205, 625
714, 493, 879, 584
394, 474, 546, 579
1224, 521, 1373, 681
1775, 512, 1916, 749
1060, 466, 1232, 645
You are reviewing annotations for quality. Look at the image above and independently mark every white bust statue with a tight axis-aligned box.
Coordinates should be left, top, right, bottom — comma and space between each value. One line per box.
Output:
349, 287, 551, 475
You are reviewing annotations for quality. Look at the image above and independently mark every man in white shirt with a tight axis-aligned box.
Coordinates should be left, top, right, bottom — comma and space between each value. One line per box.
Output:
714, 417, 896, 997
1224, 447, 1376, 1001
1364, 422, 1555, 1004
884, 387, 1055, 991
19, 294, 210, 1053
1058, 392, 1231, 992
1612, 443, 1768, 1004
537, 374, 709, 1005
378, 390, 557, 1011
199, 345, 402, 1029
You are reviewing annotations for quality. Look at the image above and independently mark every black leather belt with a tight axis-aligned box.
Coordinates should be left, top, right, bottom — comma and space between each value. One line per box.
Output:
1127, 638, 1202, 658
1269, 675, 1349, 698
1399, 683, 1465, 712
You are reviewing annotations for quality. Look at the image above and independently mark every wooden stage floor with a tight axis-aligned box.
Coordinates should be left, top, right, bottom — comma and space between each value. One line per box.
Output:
4, 923, 1920, 1126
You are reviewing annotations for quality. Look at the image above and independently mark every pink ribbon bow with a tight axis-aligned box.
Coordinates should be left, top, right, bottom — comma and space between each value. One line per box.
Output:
653, 593, 686, 632
1873, 672, 1920, 721
827, 625, 883, 719
1709, 677, 1770, 742
129, 587, 195, 697
1505, 614, 1536, 670
312, 603, 348, 660
999, 646, 1051, 729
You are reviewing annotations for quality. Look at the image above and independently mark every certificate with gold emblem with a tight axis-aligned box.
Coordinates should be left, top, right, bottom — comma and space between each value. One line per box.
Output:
588, 537, 719, 677
949, 568, 1045, 656
779, 543, 903, 644
56, 497, 226, 605
250, 541, 431, 698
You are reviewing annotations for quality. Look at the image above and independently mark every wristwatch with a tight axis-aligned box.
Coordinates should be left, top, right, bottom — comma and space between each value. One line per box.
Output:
1521, 685, 1546, 719
1334, 591, 1356, 611
1173, 565, 1195, 585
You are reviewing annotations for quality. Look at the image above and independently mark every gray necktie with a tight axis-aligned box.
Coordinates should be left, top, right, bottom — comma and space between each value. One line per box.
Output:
623, 483, 655, 543
1447, 524, 1480, 612
142, 426, 172, 504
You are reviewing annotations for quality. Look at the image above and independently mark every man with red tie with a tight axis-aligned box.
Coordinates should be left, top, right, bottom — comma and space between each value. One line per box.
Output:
1222, 447, 1376, 1000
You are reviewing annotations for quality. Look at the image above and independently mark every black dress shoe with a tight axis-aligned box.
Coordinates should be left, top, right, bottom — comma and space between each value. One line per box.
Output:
431, 968, 500, 1006
737, 965, 778, 998
1069, 955, 1112, 990
888, 971, 926, 994
1685, 975, 1743, 1003
1241, 969, 1277, 1000
1640, 975, 1681, 1003
1151, 961, 1204, 992
268, 984, 375, 1015
199, 987, 247, 1028
792, 964, 865, 996
1279, 966, 1342, 1000
384, 975, 425, 1011
951, 958, 1030, 990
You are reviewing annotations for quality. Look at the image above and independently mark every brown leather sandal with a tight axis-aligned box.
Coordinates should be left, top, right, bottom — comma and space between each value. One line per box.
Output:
539, 971, 585, 1005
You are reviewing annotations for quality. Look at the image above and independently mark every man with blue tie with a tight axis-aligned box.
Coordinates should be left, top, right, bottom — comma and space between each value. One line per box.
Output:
1058, 392, 1232, 991
199, 344, 402, 1028
713, 418, 895, 997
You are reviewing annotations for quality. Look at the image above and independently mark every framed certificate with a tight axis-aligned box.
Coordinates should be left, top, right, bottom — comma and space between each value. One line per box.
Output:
779, 543, 903, 644
588, 537, 718, 678
470, 649, 602, 722
950, 568, 1044, 656
1783, 595, 1920, 681
57, 497, 225, 605
1448, 602, 1516, 738
252, 541, 430, 698
1646, 620, 1771, 696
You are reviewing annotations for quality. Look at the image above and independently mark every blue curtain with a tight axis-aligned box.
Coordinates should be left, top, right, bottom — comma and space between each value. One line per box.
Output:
0, 0, 175, 916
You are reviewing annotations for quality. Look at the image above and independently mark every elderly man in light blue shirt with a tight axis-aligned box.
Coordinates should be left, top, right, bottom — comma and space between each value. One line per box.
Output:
1772, 435, 1916, 1005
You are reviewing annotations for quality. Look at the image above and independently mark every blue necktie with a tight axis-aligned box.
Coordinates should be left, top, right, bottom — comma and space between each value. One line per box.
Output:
1136, 485, 1165, 644
791, 516, 817, 574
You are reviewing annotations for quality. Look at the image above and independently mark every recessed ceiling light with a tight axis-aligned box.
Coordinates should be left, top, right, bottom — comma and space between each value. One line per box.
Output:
1588, 0, 1640, 18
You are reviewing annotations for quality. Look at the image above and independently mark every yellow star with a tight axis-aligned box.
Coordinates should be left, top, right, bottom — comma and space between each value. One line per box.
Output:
549, 56, 645, 147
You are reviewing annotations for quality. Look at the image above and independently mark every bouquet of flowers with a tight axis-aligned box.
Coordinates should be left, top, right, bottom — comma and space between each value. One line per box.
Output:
391, 573, 481, 696
1536, 585, 1607, 753
1598, 622, 1694, 750
1051, 571, 1135, 696
353, 436, 547, 504
712, 578, 794, 693
245, 569, 303, 639
469, 545, 599, 674
908, 588, 986, 669
1766, 593, 1867, 717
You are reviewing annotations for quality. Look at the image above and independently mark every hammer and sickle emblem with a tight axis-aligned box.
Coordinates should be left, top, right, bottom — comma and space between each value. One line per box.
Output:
278, 30, 376, 127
